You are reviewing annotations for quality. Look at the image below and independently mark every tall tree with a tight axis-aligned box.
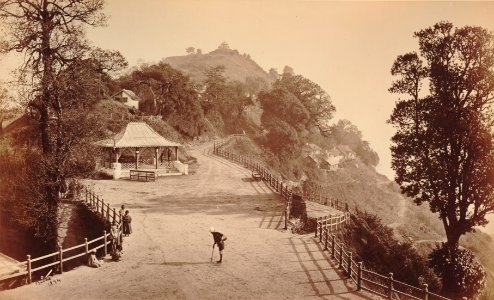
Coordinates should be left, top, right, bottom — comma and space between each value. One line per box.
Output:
0, 0, 117, 249
389, 22, 494, 250
120, 62, 205, 137
274, 72, 335, 132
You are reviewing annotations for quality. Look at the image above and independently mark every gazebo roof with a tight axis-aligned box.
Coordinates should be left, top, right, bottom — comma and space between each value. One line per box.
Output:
96, 122, 181, 148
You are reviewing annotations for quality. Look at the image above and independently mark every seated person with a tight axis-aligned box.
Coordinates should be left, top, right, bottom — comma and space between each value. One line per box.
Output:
87, 250, 102, 268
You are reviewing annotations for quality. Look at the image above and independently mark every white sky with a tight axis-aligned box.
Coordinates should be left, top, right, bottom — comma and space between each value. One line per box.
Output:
2, 1, 494, 180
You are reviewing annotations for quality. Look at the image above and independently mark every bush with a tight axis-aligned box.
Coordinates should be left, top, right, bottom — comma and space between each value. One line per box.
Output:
344, 209, 442, 292
430, 244, 486, 299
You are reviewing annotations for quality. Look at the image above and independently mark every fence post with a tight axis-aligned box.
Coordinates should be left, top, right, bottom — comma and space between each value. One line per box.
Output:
423, 283, 428, 300
331, 235, 335, 259
106, 204, 110, 221
315, 218, 319, 237
26, 255, 32, 284
112, 208, 116, 224
58, 243, 63, 274
324, 228, 328, 250
388, 273, 394, 299
319, 220, 323, 242
347, 252, 352, 278
339, 245, 343, 269
85, 238, 89, 254
357, 262, 363, 291
328, 215, 332, 232
103, 230, 108, 257
284, 201, 288, 230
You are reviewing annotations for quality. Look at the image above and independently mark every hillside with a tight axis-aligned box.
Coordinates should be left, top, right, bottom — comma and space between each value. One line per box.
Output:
224, 136, 494, 299
162, 47, 272, 84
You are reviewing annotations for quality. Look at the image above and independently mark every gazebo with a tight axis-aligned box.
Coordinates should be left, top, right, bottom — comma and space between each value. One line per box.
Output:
96, 122, 187, 179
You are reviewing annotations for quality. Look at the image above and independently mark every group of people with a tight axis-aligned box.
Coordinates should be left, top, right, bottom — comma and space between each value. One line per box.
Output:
87, 204, 133, 267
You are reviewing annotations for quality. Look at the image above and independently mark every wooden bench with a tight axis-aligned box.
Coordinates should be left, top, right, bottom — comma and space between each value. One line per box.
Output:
130, 170, 156, 182
252, 170, 262, 181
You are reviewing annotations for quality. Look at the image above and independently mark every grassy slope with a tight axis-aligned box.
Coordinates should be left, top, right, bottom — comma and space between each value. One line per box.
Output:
162, 48, 271, 84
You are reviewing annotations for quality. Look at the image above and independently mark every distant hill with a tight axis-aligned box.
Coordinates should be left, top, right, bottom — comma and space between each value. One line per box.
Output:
162, 47, 272, 84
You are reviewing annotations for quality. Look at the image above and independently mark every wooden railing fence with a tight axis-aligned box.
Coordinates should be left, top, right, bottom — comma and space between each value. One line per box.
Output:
0, 185, 122, 287
214, 135, 452, 300
213, 137, 291, 230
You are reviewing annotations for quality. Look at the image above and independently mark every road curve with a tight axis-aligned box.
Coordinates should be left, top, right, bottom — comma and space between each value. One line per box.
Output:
1, 144, 375, 300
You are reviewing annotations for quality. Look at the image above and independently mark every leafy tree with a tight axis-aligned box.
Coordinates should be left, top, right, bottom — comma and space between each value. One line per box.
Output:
329, 119, 379, 166
245, 76, 268, 98
268, 68, 279, 82
388, 21, 494, 249
201, 65, 228, 114
259, 88, 310, 132
226, 81, 253, 121
186, 46, 195, 54
262, 117, 300, 159
196, 48, 202, 55
274, 72, 335, 132
0, 0, 122, 249
283, 65, 294, 75
120, 62, 205, 137
430, 245, 486, 299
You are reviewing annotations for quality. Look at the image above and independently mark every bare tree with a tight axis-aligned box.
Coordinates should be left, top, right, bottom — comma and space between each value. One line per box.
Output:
0, 0, 109, 249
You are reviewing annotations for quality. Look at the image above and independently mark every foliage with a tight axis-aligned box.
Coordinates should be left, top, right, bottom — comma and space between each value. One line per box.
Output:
201, 66, 256, 132
119, 62, 205, 137
329, 119, 379, 166
186, 46, 195, 54
257, 71, 335, 163
262, 117, 300, 160
273, 72, 335, 132
429, 244, 486, 299
260, 88, 310, 132
388, 21, 494, 249
0, 0, 124, 249
345, 209, 442, 292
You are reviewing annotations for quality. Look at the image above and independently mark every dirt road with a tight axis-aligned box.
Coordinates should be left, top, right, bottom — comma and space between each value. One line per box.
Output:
1, 144, 374, 300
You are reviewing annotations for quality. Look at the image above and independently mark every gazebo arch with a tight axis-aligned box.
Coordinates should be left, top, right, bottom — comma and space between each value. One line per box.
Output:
96, 122, 186, 179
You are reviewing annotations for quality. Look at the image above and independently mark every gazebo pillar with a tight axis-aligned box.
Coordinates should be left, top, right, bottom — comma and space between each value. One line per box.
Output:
113, 148, 121, 180
109, 149, 112, 168
155, 147, 159, 169
135, 148, 140, 170
114, 149, 120, 163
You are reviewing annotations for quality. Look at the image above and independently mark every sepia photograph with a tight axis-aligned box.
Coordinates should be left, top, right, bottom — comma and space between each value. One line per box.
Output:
0, 1, 493, 299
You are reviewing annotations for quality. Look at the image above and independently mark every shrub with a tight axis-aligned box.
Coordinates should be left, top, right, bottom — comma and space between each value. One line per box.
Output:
344, 209, 442, 292
430, 244, 486, 299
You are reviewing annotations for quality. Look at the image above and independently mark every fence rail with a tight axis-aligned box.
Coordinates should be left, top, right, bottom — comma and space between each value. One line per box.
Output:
213, 137, 292, 230
0, 185, 122, 287
213, 135, 452, 300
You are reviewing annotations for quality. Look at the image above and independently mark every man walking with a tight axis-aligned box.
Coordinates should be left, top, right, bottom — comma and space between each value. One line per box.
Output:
210, 227, 226, 263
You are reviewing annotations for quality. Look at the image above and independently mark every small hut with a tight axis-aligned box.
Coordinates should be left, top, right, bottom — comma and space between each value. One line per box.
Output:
96, 122, 187, 179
